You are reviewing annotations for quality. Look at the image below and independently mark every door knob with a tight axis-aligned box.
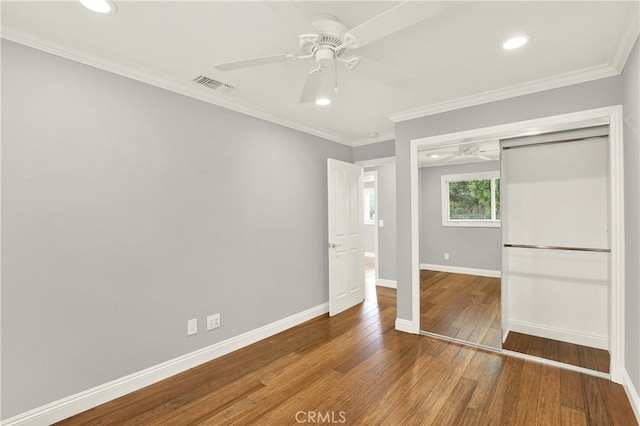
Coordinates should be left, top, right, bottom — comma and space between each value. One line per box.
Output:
329, 243, 342, 248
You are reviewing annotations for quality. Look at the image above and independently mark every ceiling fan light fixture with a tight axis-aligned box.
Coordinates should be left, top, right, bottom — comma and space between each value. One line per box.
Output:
315, 97, 331, 106
79, 0, 117, 14
502, 35, 529, 50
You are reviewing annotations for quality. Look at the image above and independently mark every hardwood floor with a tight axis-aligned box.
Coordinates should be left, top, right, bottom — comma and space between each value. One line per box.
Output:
504, 331, 611, 374
420, 270, 502, 348
57, 269, 637, 425
420, 270, 611, 373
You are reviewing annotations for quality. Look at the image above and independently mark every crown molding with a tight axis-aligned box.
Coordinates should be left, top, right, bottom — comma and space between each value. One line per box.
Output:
388, 63, 621, 124
355, 156, 396, 168
351, 131, 395, 147
4, 10, 637, 146
388, 12, 639, 125
610, 5, 640, 73
1, 30, 354, 147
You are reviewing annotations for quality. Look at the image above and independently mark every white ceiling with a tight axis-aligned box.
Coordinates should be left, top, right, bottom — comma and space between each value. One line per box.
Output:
2, 1, 639, 146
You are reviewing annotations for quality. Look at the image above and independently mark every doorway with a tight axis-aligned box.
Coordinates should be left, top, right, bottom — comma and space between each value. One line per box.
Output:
363, 170, 379, 288
409, 106, 625, 383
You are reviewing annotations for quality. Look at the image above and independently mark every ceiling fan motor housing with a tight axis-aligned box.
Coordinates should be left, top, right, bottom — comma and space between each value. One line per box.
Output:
297, 14, 352, 66
315, 48, 335, 66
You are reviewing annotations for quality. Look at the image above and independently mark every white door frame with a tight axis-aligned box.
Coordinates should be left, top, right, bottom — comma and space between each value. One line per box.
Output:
408, 105, 625, 383
363, 170, 379, 284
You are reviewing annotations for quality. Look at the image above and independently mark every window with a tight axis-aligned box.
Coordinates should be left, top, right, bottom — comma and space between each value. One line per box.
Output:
364, 188, 375, 225
441, 172, 500, 227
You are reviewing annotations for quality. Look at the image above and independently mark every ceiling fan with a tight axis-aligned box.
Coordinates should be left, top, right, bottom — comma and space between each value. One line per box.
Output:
213, 1, 443, 103
426, 144, 499, 162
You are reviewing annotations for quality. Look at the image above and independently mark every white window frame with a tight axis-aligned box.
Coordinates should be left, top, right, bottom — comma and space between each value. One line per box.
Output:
363, 187, 375, 225
441, 171, 501, 227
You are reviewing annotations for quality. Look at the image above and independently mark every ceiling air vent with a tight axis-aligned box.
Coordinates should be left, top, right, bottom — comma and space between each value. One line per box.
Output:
192, 75, 236, 94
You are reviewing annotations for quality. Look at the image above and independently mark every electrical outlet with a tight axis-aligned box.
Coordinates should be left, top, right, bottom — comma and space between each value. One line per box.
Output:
207, 313, 220, 331
187, 318, 197, 336
444, 252, 450, 260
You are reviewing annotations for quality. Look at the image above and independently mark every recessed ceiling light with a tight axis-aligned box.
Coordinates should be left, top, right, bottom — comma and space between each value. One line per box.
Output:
315, 97, 331, 106
368, 132, 379, 138
80, 0, 117, 14
502, 35, 529, 50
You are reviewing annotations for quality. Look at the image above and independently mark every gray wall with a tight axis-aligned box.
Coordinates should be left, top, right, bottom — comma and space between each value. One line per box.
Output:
419, 161, 501, 271
1, 40, 352, 419
623, 36, 640, 395
353, 140, 395, 162
374, 164, 397, 281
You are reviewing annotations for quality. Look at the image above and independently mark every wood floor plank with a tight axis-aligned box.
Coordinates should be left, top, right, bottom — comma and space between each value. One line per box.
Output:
510, 359, 542, 425
420, 270, 501, 348
504, 331, 610, 374
602, 378, 637, 426
482, 356, 526, 425
128, 353, 301, 425
379, 344, 477, 425
250, 369, 345, 426
358, 343, 440, 424
307, 332, 427, 424
581, 373, 614, 425
55, 264, 638, 426
536, 364, 562, 426
430, 377, 478, 425
463, 349, 505, 411
561, 367, 587, 413
561, 406, 588, 425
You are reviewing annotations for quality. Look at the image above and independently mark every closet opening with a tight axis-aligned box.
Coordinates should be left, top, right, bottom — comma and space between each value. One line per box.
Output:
408, 105, 624, 383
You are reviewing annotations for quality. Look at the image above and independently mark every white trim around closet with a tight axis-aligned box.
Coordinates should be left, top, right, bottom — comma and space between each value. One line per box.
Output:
408, 105, 625, 384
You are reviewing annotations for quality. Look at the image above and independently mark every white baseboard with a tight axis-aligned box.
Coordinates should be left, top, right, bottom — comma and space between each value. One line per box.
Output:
364, 252, 375, 258
1, 303, 329, 426
395, 318, 419, 334
508, 319, 608, 350
420, 263, 501, 278
376, 278, 397, 289
622, 369, 640, 424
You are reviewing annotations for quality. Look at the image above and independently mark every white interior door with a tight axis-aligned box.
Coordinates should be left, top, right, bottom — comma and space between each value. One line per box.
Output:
502, 133, 610, 349
328, 158, 364, 316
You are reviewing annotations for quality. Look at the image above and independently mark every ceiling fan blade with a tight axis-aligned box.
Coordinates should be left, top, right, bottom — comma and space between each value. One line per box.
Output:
300, 72, 325, 103
344, 1, 444, 48
264, 2, 316, 35
431, 153, 456, 161
215, 54, 291, 72
353, 57, 413, 87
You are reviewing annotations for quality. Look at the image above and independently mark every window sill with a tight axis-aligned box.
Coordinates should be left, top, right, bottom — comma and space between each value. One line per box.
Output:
442, 220, 501, 228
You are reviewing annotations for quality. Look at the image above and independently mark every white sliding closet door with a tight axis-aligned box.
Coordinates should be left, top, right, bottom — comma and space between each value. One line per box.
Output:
502, 131, 610, 350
